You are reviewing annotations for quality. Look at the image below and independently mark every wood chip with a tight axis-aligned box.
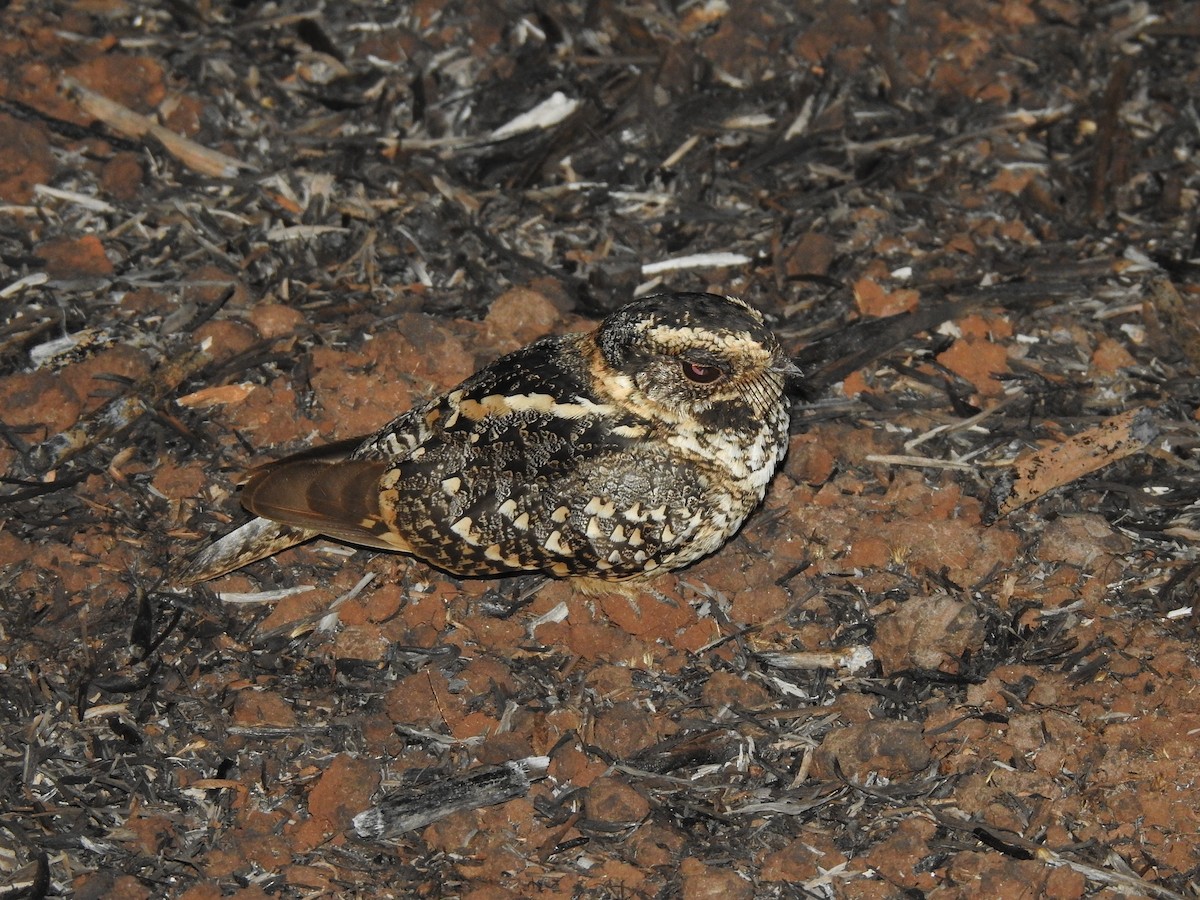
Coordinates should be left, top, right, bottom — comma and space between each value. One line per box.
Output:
985, 408, 1159, 522
175, 383, 258, 409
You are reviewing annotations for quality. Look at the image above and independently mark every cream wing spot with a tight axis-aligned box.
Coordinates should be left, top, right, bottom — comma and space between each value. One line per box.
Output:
551, 505, 570, 524
497, 498, 518, 518
584, 496, 616, 517
441, 476, 462, 497
450, 516, 479, 545
544, 530, 572, 556
513, 512, 530, 531
612, 424, 648, 439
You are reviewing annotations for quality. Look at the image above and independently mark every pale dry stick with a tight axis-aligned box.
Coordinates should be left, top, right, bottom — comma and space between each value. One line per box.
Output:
756, 648, 875, 673
903, 388, 1025, 455
61, 77, 255, 179
353, 757, 550, 840
864, 453, 976, 471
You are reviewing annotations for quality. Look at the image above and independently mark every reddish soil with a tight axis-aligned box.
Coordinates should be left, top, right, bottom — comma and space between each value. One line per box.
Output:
2, 1, 1199, 898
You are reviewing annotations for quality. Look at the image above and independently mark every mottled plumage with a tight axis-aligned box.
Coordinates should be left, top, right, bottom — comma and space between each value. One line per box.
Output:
174, 292, 795, 586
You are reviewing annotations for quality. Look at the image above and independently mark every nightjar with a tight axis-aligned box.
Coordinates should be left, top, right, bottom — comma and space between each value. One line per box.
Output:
175, 292, 796, 587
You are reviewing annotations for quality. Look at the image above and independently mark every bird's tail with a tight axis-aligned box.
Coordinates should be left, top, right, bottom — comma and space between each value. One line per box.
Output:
170, 517, 318, 586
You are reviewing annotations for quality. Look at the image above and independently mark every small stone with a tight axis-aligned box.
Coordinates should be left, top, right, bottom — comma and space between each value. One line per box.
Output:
701, 670, 771, 711
248, 303, 305, 340
232, 690, 296, 727
36, 234, 114, 277
591, 701, 660, 759
584, 776, 650, 826
0, 114, 53, 203
872, 593, 985, 675
303, 753, 380, 844
814, 719, 932, 781
680, 857, 753, 900
100, 152, 144, 200
484, 286, 562, 351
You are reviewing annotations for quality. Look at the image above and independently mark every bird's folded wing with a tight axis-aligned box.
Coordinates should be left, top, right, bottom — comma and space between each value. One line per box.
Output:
242, 456, 410, 552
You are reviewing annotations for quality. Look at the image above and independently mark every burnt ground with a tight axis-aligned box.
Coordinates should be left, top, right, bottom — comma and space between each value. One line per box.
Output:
2, 1, 1200, 897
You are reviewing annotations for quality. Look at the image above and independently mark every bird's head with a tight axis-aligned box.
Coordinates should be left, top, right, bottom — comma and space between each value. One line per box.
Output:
594, 292, 796, 431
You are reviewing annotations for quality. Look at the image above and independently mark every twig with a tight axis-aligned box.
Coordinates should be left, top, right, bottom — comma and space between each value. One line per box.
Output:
903, 389, 1025, 453
864, 453, 976, 471
61, 76, 256, 179
1088, 56, 1133, 222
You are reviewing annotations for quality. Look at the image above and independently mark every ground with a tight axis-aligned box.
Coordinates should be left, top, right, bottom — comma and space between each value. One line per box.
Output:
2, 1, 1200, 898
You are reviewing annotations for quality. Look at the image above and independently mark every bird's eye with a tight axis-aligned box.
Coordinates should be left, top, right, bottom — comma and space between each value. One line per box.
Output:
681, 361, 724, 384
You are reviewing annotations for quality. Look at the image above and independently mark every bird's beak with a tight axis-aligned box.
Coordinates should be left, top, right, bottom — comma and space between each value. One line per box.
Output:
772, 358, 804, 378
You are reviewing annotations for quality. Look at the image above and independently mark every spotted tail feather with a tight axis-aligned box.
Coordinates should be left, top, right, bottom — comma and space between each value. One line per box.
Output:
170, 517, 319, 586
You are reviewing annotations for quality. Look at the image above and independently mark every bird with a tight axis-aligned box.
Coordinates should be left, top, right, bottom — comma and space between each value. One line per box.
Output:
173, 291, 796, 589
